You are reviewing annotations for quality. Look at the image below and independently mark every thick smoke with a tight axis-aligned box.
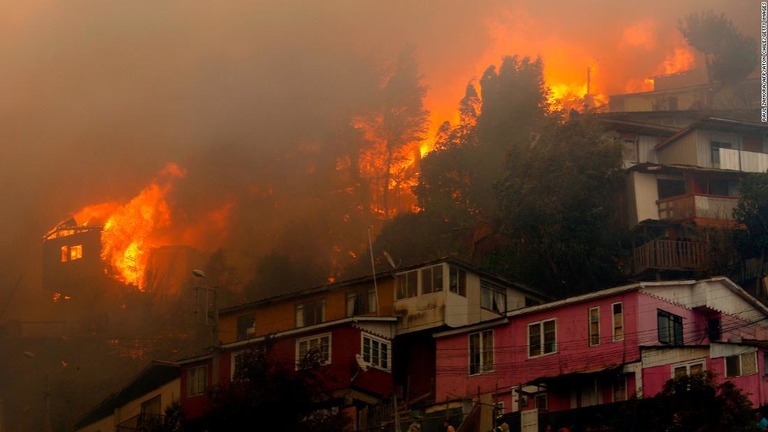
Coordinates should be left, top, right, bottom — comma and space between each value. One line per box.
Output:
0, 0, 757, 319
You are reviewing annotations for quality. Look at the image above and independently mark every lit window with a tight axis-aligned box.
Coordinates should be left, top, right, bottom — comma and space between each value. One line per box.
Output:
295, 299, 325, 328
187, 365, 207, 397
528, 319, 556, 357
726, 352, 757, 378
69, 245, 83, 261
60, 246, 68, 262
469, 330, 494, 375
296, 334, 331, 367
362, 334, 391, 371
589, 307, 600, 346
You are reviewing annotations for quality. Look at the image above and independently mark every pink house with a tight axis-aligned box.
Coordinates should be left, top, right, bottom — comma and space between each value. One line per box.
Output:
434, 277, 768, 431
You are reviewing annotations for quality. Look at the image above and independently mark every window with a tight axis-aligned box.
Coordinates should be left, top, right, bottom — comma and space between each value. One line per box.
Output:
528, 319, 556, 357
236, 314, 256, 341
449, 266, 467, 297
726, 352, 757, 378
396, 270, 419, 299
613, 376, 627, 402
295, 299, 325, 328
481, 281, 506, 314
764, 352, 768, 375
534, 394, 548, 411
612, 303, 624, 341
621, 133, 638, 163
673, 361, 705, 378
421, 265, 444, 294
69, 245, 83, 260
141, 395, 161, 416
187, 365, 207, 397
296, 334, 331, 367
657, 179, 686, 199
707, 318, 721, 341
362, 334, 391, 370
711, 141, 732, 166
60, 245, 83, 262
346, 287, 377, 316
231, 351, 246, 380
469, 330, 494, 375
589, 307, 600, 346
657, 309, 683, 345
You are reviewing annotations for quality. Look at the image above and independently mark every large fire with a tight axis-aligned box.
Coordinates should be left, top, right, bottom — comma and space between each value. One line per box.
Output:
72, 163, 185, 289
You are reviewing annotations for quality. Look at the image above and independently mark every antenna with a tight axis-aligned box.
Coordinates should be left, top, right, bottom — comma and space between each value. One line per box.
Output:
367, 226, 381, 316
383, 250, 398, 269
355, 354, 370, 372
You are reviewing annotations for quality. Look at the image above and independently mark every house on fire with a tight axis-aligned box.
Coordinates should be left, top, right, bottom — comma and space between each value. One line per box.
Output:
434, 277, 768, 431
172, 257, 548, 431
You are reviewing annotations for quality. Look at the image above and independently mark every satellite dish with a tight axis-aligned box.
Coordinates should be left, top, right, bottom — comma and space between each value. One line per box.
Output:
383, 251, 398, 269
355, 354, 370, 372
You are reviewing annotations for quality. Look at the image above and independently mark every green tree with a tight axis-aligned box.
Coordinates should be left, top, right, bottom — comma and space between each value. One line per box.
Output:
200, 343, 350, 432
644, 371, 758, 432
678, 11, 758, 85
494, 115, 626, 296
733, 172, 768, 261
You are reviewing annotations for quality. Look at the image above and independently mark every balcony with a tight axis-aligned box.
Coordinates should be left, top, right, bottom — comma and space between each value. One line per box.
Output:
719, 148, 768, 173
632, 239, 708, 274
657, 194, 738, 222
116, 413, 164, 432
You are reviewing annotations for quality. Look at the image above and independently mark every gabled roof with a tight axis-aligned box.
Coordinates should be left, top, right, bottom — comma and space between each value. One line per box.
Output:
657, 116, 768, 150
434, 277, 768, 338
73, 360, 179, 429
220, 256, 548, 316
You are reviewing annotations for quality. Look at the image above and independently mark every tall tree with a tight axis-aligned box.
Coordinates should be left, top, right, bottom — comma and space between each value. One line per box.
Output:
733, 172, 768, 263
494, 115, 626, 296
678, 11, 758, 85
377, 45, 430, 218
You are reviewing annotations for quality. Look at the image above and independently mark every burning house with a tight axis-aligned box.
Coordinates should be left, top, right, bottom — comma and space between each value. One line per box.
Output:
43, 217, 107, 299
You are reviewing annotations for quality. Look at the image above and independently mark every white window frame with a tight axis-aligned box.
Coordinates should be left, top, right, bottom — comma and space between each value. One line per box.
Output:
480, 281, 506, 314
187, 365, 207, 397
672, 360, 706, 379
295, 299, 325, 328
296, 333, 331, 368
469, 329, 494, 375
528, 318, 557, 358
726, 352, 757, 378
361, 333, 391, 371
449, 266, 467, 297
612, 302, 624, 342
589, 307, 600, 347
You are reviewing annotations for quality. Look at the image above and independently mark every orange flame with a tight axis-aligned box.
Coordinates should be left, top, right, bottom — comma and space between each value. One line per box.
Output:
73, 163, 186, 289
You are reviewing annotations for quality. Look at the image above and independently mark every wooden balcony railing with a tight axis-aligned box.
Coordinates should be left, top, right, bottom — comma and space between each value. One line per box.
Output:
657, 195, 738, 222
633, 239, 708, 274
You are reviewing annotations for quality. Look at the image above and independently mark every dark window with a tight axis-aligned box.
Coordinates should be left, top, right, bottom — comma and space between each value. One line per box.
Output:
469, 330, 494, 375
421, 265, 444, 294
707, 318, 721, 341
236, 314, 256, 340
396, 270, 419, 299
657, 179, 686, 199
449, 266, 467, 297
295, 299, 325, 327
346, 288, 377, 316
657, 309, 683, 345
711, 141, 732, 166
481, 281, 506, 314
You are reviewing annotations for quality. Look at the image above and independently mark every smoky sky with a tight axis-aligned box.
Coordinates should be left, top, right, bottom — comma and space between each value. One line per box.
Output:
0, 0, 757, 318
